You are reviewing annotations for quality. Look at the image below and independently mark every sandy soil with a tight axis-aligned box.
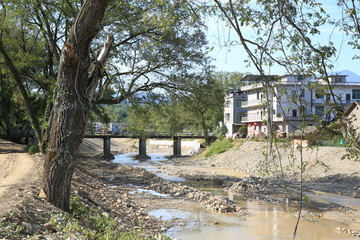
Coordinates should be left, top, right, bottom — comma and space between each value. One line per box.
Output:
0, 140, 41, 218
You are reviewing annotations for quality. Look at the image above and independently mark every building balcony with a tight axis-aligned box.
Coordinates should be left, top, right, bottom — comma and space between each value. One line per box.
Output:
273, 115, 315, 123
312, 99, 352, 105
312, 98, 325, 104
242, 99, 266, 108
241, 115, 264, 122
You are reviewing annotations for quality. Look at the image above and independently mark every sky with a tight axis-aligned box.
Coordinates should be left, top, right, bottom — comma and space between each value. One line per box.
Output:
205, 1, 360, 77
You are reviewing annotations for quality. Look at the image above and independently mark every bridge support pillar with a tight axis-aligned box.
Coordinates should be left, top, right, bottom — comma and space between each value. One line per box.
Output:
173, 137, 181, 157
136, 138, 150, 160
102, 136, 114, 160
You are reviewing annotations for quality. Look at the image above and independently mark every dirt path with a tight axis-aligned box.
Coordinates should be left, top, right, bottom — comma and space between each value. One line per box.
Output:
0, 139, 40, 218
0, 153, 35, 196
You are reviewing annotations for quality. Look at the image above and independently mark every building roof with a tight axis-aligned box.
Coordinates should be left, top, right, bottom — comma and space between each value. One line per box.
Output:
240, 75, 277, 85
343, 101, 360, 117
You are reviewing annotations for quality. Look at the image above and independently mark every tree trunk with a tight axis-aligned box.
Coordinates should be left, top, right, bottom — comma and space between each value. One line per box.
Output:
43, 0, 111, 211
0, 41, 43, 145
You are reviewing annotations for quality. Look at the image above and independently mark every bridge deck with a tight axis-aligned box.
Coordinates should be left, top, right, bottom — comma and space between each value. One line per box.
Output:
3, 130, 210, 139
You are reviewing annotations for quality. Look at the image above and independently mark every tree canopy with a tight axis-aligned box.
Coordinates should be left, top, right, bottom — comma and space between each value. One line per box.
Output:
0, 0, 213, 142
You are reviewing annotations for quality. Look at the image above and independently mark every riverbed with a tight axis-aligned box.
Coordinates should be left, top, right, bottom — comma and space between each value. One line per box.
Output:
112, 152, 358, 240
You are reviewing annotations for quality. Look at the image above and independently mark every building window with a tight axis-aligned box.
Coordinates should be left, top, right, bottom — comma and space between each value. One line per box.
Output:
235, 99, 242, 108
353, 89, 360, 99
300, 88, 305, 97
297, 75, 304, 81
234, 112, 246, 123
315, 106, 324, 117
292, 109, 297, 117
225, 113, 230, 121
226, 101, 231, 108
292, 88, 305, 98
315, 91, 324, 99
334, 76, 345, 83
235, 112, 241, 122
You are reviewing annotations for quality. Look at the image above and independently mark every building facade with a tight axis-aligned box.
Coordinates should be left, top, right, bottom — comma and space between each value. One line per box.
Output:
225, 74, 360, 137
223, 90, 247, 137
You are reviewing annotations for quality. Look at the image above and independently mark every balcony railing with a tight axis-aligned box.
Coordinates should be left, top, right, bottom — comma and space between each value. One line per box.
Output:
241, 115, 264, 122
242, 99, 265, 107
312, 99, 352, 105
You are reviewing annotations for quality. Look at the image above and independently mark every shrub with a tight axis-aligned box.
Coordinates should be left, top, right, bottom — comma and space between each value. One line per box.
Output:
26, 144, 40, 155
238, 125, 247, 137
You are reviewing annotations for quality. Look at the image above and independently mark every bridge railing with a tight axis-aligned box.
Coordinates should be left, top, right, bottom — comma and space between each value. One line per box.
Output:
84, 131, 206, 138
6, 130, 208, 138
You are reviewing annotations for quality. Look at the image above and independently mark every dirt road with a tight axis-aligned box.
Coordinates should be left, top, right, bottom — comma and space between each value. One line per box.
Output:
0, 139, 39, 218
0, 153, 35, 196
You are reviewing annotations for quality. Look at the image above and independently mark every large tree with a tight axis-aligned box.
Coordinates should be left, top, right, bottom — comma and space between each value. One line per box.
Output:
0, 0, 210, 148
0, 0, 211, 210
42, 0, 112, 210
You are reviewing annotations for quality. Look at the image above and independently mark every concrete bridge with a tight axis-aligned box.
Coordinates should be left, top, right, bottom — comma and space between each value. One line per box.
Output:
2, 130, 214, 160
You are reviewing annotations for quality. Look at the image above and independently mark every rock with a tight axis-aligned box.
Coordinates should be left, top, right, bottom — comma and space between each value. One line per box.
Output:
56, 218, 66, 224
38, 189, 47, 199
43, 222, 57, 232
32, 235, 46, 240
22, 221, 34, 234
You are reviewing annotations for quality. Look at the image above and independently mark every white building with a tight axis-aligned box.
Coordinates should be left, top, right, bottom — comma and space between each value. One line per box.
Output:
223, 90, 247, 137
228, 74, 360, 137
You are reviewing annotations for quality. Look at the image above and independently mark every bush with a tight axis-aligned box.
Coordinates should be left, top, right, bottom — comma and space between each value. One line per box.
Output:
304, 123, 344, 146
26, 144, 40, 155
202, 138, 233, 158
238, 125, 247, 137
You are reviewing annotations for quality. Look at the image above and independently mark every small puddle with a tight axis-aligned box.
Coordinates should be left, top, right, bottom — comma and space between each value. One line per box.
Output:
129, 188, 170, 197
114, 152, 358, 240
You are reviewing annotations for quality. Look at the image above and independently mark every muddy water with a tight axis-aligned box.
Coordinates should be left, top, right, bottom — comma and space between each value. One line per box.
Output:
113, 153, 185, 182
308, 190, 360, 211
113, 153, 357, 240
150, 202, 353, 240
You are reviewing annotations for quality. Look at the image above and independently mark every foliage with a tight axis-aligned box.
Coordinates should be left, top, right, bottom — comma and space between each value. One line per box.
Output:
25, 144, 40, 155
0, 0, 212, 149
0, 73, 31, 134
202, 138, 233, 157
238, 125, 248, 137
304, 123, 344, 146
215, 71, 245, 91
125, 72, 225, 136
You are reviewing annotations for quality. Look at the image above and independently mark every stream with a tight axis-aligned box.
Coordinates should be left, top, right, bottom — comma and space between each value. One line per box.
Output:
113, 152, 358, 240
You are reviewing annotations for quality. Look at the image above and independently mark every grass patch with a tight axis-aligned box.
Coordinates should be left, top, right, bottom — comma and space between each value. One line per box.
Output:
202, 138, 234, 158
